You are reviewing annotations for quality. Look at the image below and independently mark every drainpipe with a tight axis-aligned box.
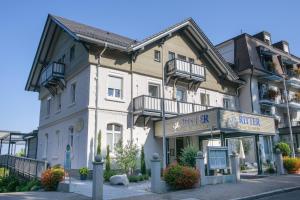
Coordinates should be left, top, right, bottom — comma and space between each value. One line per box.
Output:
249, 65, 254, 113
94, 43, 108, 158
160, 41, 167, 169
235, 84, 244, 111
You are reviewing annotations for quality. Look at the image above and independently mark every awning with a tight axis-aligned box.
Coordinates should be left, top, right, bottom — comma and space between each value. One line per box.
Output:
155, 108, 276, 137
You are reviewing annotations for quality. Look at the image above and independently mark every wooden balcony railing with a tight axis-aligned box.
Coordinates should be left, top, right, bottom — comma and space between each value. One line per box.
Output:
166, 59, 205, 81
0, 155, 47, 179
133, 95, 212, 117
40, 62, 65, 86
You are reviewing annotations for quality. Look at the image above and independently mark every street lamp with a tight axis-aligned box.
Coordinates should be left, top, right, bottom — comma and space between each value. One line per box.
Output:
282, 73, 296, 158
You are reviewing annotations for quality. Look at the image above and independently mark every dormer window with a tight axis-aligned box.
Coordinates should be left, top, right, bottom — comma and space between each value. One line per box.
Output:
264, 35, 271, 45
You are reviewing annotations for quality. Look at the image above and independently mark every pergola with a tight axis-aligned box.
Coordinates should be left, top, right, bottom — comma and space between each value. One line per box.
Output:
0, 130, 27, 155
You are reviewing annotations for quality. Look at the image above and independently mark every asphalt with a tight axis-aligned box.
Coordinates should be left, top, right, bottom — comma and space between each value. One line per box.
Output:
0, 175, 299, 200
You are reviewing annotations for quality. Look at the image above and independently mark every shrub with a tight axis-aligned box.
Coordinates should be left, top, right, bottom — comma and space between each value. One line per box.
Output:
128, 174, 149, 182
179, 146, 198, 167
140, 146, 146, 175
283, 157, 300, 173
105, 145, 111, 172
275, 142, 291, 156
79, 167, 89, 176
41, 168, 64, 191
103, 170, 117, 182
114, 140, 139, 175
163, 163, 199, 189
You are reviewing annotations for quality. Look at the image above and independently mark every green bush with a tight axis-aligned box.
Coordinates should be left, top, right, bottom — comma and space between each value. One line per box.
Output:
41, 168, 64, 191
128, 174, 149, 182
140, 146, 146, 175
283, 157, 300, 173
0, 175, 40, 193
179, 146, 198, 167
105, 145, 111, 171
163, 163, 200, 189
274, 142, 291, 156
103, 170, 117, 182
79, 167, 89, 176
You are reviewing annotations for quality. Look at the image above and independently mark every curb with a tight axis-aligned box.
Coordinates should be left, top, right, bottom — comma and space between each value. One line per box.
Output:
230, 186, 300, 200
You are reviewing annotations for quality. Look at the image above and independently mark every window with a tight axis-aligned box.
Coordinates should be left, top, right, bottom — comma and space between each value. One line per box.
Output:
70, 45, 75, 62
176, 87, 186, 102
177, 54, 186, 61
148, 83, 160, 97
58, 54, 65, 64
43, 133, 48, 159
57, 93, 62, 111
108, 76, 122, 99
261, 105, 272, 116
188, 58, 194, 63
223, 98, 231, 109
106, 124, 122, 152
200, 93, 210, 106
56, 130, 60, 150
69, 127, 74, 148
154, 50, 161, 62
70, 83, 76, 104
168, 51, 175, 61
46, 97, 51, 115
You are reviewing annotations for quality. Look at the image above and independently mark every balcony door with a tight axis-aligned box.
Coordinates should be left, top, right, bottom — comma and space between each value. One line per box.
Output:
176, 87, 187, 102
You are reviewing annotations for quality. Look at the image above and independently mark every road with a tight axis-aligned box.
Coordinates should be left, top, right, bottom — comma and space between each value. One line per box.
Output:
258, 190, 300, 200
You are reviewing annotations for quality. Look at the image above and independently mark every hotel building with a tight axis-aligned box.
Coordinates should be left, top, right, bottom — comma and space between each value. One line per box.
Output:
25, 15, 276, 172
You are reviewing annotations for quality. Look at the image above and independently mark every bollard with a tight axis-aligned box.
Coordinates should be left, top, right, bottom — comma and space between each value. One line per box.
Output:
195, 151, 206, 186
151, 153, 162, 193
92, 155, 104, 200
230, 151, 240, 182
275, 149, 284, 175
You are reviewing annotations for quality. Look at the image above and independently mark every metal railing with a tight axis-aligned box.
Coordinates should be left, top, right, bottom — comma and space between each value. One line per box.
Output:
278, 121, 300, 128
133, 95, 212, 116
40, 62, 65, 86
0, 155, 47, 179
166, 58, 205, 80
287, 69, 300, 80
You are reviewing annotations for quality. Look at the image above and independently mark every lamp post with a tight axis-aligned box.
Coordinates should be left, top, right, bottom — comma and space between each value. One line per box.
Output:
282, 73, 295, 158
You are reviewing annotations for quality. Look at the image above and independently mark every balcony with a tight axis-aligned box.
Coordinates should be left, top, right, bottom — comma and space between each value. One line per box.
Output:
166, 59, 205, 85
278, 121, 300, 129
259, 89, 280, 105
40, 62, 65, 95
133, 95, 211, 125
286, 69, 300, 89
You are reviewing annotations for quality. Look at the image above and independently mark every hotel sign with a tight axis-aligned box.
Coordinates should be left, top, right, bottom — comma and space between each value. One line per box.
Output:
155, 108, 276, 137
220, 110, 275, 134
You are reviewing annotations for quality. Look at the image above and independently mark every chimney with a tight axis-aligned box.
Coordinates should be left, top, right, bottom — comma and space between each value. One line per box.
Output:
273, 41, 289, 53
253, 31, 272, 45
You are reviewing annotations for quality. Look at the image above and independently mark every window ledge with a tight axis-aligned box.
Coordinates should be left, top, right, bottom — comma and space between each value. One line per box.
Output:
105, 97, 126, 103
68, 102, 76, 108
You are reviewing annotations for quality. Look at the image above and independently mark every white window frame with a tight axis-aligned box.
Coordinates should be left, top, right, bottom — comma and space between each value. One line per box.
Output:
148, 83, 161, 98
107, 75, 123, 101
176, 87, 187, 102
223, 98, 231, 109
154, 50, 161, 62
106, 123, 122, 153
200, 93, 210, 106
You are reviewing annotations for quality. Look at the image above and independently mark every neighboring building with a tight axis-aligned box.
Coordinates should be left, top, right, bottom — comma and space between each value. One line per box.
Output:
217, 31, 300, 157
25, 15, 276, 172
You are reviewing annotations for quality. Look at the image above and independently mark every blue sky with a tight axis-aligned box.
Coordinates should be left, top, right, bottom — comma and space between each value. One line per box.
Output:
0, 0, 299, 132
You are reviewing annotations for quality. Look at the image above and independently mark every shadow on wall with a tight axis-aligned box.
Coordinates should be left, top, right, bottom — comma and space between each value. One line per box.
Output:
88, 138, 94, 169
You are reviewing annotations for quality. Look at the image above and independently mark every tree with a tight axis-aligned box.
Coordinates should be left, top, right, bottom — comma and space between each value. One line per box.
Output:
114, 140, 139, 175
105, 145, 111, 171
96, 130, 101, 155
140, 146, 146, 175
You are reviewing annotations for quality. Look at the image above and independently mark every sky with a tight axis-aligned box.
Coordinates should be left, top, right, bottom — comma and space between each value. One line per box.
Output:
0, 0, 299, 133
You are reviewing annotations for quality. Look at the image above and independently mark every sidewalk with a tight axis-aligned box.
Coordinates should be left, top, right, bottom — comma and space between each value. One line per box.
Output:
117, 175, 300, 200
0, 175, 299, 200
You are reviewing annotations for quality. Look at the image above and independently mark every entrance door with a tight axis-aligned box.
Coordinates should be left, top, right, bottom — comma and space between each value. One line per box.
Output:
176, 137, 184, 161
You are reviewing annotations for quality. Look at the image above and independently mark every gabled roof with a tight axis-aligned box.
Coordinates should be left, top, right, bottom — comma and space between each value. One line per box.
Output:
26, 15, 243, 91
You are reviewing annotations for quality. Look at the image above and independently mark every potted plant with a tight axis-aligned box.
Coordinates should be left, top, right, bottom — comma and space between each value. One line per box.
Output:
268, 89, 278, 100
79, 167, 89, 180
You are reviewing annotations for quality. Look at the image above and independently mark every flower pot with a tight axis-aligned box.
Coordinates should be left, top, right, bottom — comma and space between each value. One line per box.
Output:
80, 174, 87, 180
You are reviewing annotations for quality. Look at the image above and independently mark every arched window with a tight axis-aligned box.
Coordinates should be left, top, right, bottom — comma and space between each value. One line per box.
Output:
106, 123, 122, 152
